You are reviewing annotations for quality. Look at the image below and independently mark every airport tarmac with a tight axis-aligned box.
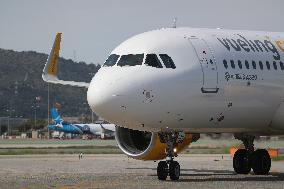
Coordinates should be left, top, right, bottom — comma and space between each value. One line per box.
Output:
0, 154, 284, 189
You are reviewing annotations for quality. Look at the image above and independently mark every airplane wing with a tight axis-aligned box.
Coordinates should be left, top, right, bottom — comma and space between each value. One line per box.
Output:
42, 33, 89, 88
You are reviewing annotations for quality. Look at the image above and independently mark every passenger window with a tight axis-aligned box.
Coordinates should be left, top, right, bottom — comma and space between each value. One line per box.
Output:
223, 60, 228, 69
117, 54, 144, 67
273, 61, 278, 70
230, 60, 235, 69
245, 60, 249, 69
103, 54, 120, 67
159, 54, 176, 69
145, 54, 163, 68
280, 62, 284, 70
259, 61, 263, 70
238, 60, 242, 69
266, 61, 270, 70
252, 61, 256, 69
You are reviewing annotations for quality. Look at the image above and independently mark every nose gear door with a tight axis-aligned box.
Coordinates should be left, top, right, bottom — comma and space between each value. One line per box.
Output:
188, 37, 219, 93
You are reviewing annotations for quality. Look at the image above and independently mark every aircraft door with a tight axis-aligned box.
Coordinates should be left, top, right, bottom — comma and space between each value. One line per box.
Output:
188, 38, 219, 93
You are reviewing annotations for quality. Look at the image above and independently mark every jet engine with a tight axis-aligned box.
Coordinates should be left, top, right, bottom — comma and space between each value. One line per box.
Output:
115, 126, 198, 161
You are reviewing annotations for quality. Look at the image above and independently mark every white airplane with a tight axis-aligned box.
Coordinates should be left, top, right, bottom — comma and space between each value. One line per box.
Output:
42, 27, 284, 180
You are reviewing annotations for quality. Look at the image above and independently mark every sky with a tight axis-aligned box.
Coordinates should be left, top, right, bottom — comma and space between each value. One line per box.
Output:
1, 0, 284, 65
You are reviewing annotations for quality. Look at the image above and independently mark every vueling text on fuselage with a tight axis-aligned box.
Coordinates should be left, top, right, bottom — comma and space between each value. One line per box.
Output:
217, 34, 282, 61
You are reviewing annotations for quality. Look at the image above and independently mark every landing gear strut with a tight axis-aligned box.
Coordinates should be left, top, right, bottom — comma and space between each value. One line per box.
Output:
234, 134, 271, 175
157, 132, 181, 180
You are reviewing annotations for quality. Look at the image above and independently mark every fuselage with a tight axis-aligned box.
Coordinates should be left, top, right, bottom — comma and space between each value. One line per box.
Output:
87, 27, 284, 134
48, 123, 83, 134
48, 123, 115, 136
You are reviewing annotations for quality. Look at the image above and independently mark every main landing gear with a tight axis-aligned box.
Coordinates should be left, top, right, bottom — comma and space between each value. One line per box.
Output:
157, 132, 182, 180
233, 134, 271, 175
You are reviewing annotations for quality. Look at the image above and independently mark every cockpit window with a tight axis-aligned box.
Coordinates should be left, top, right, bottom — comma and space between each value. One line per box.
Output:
117, 54, 144, 67
159, 54, 176, 69
145, 54, 163, 68
103, 54, 119, 67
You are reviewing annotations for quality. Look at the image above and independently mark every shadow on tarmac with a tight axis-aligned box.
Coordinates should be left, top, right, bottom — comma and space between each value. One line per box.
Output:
177, 172, 284, 182
127, 167, 284, 182
180, 169, 284, 182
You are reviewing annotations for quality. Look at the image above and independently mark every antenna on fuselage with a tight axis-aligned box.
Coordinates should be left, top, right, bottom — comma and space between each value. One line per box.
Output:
172, 17, 177, 28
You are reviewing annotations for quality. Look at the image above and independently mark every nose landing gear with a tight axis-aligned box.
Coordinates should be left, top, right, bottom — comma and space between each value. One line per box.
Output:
234, 134, 271, 175
157, 161, 168, 180
157, 160, 180, 180
169, 161, 180, 180
157, 132, 182, 181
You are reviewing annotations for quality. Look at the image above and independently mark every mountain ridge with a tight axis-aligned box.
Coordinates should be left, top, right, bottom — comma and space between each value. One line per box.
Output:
0, 48, 101, 119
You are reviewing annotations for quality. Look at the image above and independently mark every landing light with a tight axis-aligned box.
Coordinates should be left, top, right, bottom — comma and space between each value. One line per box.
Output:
173, 148, 177, 153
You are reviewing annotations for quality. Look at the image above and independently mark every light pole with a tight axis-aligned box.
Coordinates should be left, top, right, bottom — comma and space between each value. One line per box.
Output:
32, 96, 41, 130
47, 83, 50, 139
34, 106, 36, 129
31, 105, 39, 129
7, 114, 9, 135
6, 109, 15, 136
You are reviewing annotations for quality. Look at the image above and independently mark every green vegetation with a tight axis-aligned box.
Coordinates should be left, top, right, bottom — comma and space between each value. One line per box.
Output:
0, 48, 101, 119
183, 146, 232, 154
0, 139, 120, 155
0, 139, 117, 146
271, 155, 284, 161
0, 146, 122, 155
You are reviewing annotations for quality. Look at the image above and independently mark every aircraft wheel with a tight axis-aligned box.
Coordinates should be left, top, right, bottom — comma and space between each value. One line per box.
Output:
169, 161, 180, 180
157, 161, 168, 180
251, 149, 271, 175
233, 149, 251, 174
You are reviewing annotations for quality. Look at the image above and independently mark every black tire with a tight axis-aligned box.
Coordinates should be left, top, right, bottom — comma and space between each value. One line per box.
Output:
169, 161, 180, 180
233, 149, 251, 174
157, 161, 168, 180
251, 149, 271, 175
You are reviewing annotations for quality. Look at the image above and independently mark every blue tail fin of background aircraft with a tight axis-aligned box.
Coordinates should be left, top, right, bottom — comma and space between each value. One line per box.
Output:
51, 108, 63, 124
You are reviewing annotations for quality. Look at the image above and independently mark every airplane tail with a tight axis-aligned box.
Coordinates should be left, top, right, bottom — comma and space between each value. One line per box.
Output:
42, 33, 89, 88
50, 108, 63, 124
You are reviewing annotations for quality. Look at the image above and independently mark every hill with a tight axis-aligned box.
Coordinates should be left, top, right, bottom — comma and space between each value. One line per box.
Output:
0, 48, 101, 119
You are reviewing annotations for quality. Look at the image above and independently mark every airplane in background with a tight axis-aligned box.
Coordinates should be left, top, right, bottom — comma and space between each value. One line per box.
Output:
42, 27, 284, 180
48, 108, 115, 139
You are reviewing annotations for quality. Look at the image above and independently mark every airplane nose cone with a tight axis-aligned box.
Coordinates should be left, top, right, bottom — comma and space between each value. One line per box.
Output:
87, 78, 116, 119
87, 82, 104, 114
87, 69, 136, 124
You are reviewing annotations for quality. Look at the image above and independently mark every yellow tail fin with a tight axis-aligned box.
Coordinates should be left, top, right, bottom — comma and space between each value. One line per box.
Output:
42, 33, 89, 88
47, 32, 61, 76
